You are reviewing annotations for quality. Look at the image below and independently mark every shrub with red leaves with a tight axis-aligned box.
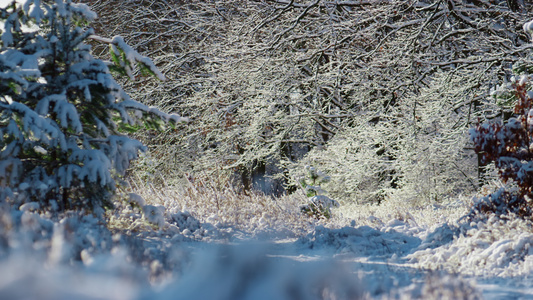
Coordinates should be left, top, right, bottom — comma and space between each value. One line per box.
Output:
470, 78, 533, 217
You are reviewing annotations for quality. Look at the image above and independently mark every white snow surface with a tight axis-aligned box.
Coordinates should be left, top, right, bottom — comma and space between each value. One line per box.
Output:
1, 198, 533, 299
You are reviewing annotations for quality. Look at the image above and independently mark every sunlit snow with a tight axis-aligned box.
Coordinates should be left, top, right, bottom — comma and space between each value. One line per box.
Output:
2, 1, 533, 299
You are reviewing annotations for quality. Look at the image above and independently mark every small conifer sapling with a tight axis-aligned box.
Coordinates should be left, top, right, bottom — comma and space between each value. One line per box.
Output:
298, 166, 339, 219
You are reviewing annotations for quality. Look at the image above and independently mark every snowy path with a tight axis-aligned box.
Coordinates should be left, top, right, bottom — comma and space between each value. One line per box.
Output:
2, 207, 533, 299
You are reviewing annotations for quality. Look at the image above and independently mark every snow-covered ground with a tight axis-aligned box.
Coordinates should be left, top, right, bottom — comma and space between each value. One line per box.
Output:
1, 186, 533, 299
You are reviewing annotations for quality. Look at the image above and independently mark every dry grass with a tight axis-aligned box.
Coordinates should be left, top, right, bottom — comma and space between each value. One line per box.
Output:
337, 195, 472, 229
122, 173, 321, 237
108, 168, 476, 242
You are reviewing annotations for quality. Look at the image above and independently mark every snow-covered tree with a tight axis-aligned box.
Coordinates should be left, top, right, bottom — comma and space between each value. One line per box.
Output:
84, 0, 531, 199
0, 0, 184, 214
291, 69, 482, 205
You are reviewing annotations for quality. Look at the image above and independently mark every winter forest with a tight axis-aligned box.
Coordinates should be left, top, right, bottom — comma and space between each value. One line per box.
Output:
3, 0, 533, 298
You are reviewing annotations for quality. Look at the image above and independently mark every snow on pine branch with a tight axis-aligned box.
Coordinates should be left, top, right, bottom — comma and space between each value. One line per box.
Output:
89, 35, 166, 81
55, 1, 96, 21
0, 101, 67, 149
69, 149, 113, 186
0, 0, 187, 211
121, 100, 188, 123
35, 93, 83, 133
111, 36, 165, 81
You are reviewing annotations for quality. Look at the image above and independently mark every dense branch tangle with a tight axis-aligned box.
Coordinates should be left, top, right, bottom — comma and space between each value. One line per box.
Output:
84, 0, 532, 198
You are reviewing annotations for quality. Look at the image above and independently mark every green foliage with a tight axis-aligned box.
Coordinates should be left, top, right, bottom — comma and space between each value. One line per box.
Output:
298, 165, 330, 197
0, 0, 182, 215
298, 166, 338, 219
107, 36, 165, 81
109, 46, 128, 77
494, 62, 533, 112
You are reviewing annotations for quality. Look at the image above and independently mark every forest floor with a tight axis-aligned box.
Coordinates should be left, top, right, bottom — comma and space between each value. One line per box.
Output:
1, 181, 533, 299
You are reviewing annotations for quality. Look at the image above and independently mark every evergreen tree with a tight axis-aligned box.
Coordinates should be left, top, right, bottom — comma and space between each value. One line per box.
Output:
298, 166, 339, 219
0, 0, 184, 214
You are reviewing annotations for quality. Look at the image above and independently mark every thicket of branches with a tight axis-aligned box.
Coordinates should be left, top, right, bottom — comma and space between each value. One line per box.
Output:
84, 0, 532, 204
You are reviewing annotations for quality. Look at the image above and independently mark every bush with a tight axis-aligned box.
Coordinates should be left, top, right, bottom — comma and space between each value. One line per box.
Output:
0, 0, 184, 214
470, 20, 533, 218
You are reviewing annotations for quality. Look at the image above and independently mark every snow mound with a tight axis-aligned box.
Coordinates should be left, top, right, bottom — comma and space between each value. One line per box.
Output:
142, 205, 165, 228
409, 215, 533, 277
397, 272, 482, 299
299, 224, 421, 258
418, 223, 459, 249
171, 211, 201, 232
128, 193, 145, 207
